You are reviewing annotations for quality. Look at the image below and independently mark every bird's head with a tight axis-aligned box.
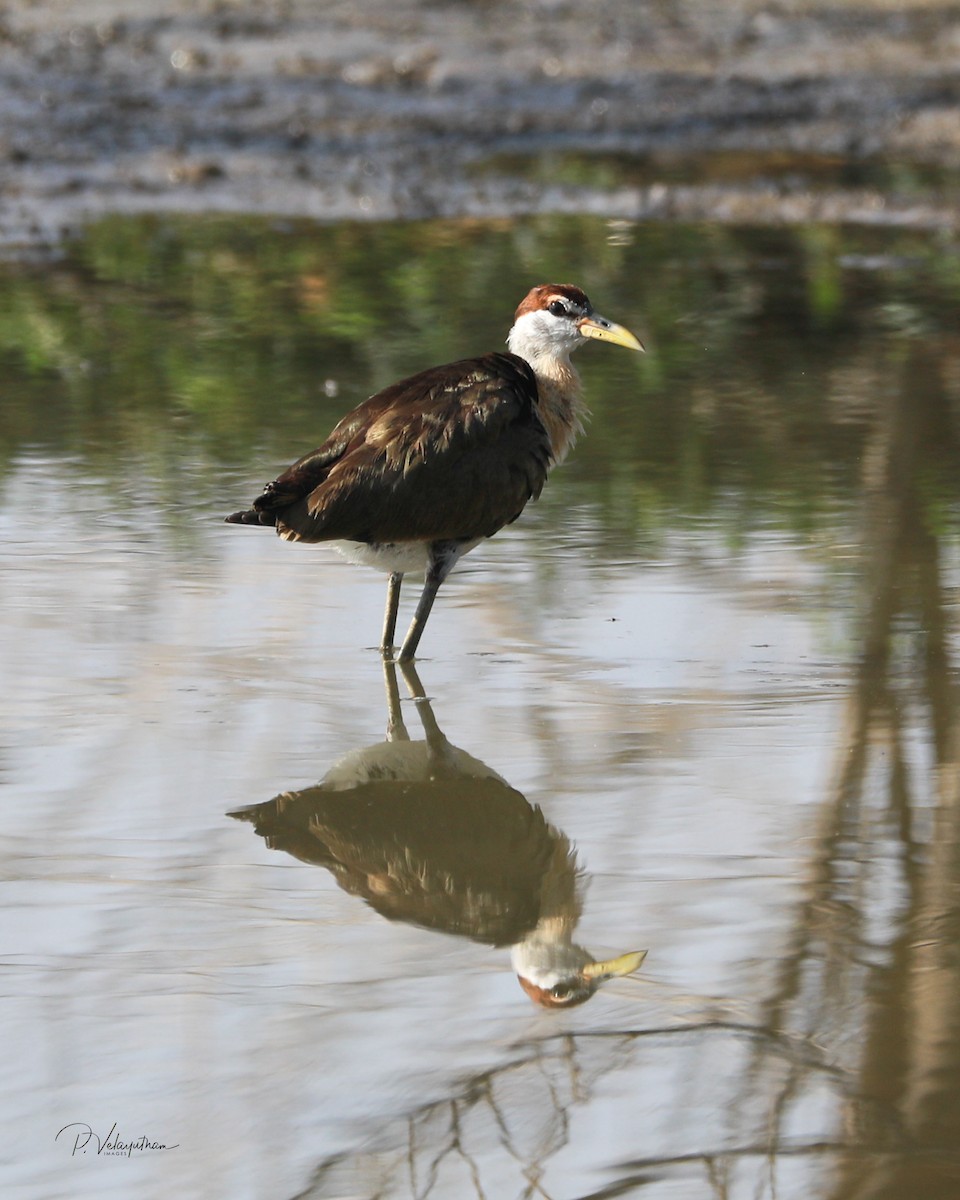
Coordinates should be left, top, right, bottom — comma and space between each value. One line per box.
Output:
507, 283, 644, 367
513, 944, 648, 1009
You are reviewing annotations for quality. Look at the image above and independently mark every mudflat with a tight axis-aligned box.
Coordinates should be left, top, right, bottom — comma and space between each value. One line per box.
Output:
2, 0, 960, 245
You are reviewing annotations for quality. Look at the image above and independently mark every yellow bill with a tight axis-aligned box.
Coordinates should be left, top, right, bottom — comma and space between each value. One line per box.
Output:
578, 313, 645, 352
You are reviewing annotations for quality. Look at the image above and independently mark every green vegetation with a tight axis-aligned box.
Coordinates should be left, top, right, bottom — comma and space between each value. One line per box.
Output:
1, 213, 958, 544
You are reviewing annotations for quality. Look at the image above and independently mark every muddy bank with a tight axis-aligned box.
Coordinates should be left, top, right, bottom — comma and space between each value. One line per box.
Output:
2, 0, 960, 247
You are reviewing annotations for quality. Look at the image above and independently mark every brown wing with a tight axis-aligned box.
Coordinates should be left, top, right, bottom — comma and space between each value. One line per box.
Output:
235, 353, 551, 545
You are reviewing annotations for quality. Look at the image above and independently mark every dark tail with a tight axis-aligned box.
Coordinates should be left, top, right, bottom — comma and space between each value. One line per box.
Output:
225, 508, 277, 527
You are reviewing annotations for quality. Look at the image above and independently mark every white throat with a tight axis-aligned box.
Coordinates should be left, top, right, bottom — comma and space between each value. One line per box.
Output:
507, 312, 587, 464
507, 310, 582, 377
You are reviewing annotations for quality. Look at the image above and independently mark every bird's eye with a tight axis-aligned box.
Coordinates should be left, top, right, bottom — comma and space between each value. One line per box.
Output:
551, 982, 572, 999
547, 300, 567, 317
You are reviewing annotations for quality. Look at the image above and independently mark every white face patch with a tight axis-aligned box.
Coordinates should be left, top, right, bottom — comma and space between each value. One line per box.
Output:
507, 307, 587, 364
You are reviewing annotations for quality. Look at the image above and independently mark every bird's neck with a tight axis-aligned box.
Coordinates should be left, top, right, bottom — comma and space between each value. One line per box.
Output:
510, 343, 587, 466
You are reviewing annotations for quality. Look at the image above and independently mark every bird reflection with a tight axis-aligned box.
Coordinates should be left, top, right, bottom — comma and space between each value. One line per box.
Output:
229, 661, 645, 1007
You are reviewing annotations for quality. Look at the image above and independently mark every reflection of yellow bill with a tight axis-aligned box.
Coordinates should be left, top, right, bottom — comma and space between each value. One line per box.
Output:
581, 949, 648, 980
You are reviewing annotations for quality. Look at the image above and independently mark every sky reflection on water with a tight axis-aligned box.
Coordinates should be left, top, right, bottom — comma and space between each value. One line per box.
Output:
2, 215, 960, 1199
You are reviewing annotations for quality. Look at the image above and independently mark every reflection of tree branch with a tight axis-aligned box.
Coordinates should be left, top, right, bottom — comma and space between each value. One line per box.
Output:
831, 345, 960, 1197
481, 1073, 557, 1199
736, 340, 960, 1200
299, 1021, 849, 1200
449, 1101, 487, 1200
528, 1022, 846, 1081
618, 1139, 957, 1173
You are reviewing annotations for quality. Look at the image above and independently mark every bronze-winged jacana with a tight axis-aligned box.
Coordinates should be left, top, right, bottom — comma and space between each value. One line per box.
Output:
226, 283, 643, 659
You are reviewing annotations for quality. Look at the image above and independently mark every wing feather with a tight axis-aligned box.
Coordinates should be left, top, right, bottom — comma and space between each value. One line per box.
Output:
246, 353, 550, 545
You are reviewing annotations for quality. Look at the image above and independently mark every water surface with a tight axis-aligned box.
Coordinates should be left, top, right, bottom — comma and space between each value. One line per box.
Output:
2, 216, 960, 1199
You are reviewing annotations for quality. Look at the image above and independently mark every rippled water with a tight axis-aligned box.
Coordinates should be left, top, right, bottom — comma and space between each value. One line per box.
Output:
3, 216, 960, 1199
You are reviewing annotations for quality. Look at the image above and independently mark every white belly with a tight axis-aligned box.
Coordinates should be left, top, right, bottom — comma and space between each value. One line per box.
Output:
331, 539, 481, 577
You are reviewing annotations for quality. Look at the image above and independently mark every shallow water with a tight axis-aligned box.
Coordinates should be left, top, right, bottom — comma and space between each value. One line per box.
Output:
3, 216, 960, 1199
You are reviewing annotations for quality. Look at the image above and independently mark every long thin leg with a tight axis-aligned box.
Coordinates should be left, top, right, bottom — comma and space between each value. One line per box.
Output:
380, 572, 403, 655
397, 575, 441, 662
396, 541, 464, 662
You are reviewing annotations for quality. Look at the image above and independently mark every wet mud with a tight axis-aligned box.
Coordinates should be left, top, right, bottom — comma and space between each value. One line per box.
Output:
3, 0, 960, 246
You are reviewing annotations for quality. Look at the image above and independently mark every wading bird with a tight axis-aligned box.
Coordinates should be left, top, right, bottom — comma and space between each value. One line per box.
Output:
226, 283, 643, 659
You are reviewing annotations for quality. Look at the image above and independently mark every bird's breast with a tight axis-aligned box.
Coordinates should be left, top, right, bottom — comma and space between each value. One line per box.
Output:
331, 537, 478, 576
531, 371, 586, 466
332, 540, 432, 576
